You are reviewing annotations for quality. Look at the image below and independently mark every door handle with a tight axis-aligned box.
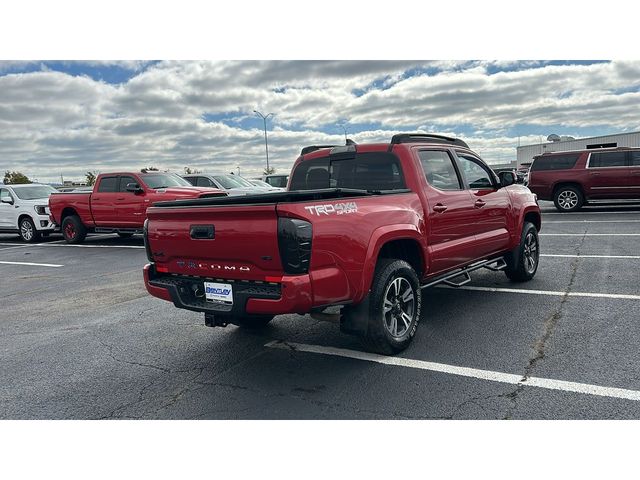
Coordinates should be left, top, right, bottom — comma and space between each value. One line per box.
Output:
590, 172, 600, 176
433, 204, 448, 213
474, 199, 486, 208
117, 197, 125, 200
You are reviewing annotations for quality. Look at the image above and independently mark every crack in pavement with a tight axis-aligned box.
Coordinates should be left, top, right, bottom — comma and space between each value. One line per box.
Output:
502, 230, 588, 419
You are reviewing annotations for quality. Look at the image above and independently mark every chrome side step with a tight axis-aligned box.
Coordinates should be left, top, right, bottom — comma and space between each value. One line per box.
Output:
421, 257, 507, 289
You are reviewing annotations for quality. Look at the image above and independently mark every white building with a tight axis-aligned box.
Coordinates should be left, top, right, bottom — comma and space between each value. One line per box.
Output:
517, 131, 640, 167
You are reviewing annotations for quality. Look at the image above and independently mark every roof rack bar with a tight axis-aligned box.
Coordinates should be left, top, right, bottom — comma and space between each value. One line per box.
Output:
388, 133, 469, 150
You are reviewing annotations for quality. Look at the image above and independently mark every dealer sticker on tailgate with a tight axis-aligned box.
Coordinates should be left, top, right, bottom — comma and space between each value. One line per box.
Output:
204, 282, 233, 304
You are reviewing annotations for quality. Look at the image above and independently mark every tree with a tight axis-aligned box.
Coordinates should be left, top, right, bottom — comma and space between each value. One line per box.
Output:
3, 171, 31, 184
263, 166, 276, 175
85, 171, 98, 186
140, 166, 159, 173
184, 167, 202, 174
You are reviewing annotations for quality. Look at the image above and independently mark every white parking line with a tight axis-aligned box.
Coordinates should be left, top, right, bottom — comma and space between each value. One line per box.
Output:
441, 285, 640, 300
265, 341, 640, 402
0, 242, 144, 249
543, 211, 640, 215
540, 233, 640, 236
541, 254, 640, 259
0, 260, 63, 268
544, 220, 640, 223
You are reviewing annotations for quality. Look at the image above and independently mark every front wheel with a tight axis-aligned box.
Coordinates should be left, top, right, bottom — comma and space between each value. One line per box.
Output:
504, 222, 540, 282
361, 259, 422, 355
19, 217, 41, 243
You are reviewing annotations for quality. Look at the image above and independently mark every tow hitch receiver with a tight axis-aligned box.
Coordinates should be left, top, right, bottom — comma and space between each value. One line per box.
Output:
204, 312, 229, 328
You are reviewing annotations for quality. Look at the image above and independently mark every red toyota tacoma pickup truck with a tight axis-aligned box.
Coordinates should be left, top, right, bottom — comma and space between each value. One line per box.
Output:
49, 172, 225, 243
143, 134, 541, 354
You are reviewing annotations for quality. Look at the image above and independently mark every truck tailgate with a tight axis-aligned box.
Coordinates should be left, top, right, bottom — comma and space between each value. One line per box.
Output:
146, 204, 283, 280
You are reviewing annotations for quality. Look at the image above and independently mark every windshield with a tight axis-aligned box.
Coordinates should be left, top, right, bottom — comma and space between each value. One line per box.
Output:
233, 176, 257, 188
12, 185, 58, 200
250, 180, 271, 188
212, 175, 247, 189
141, 173, 192, 189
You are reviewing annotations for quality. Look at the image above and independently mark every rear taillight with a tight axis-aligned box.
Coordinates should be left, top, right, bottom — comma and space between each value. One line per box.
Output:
277, 217, 312, 274
143, 219, 153, 262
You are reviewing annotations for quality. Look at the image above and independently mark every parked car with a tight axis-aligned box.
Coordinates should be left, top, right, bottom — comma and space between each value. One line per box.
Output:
259, 174, 289, 189
49, 172, 225, 243
182, 173, 269, 196
248, 179, 285, 191
528, 147, 640, 211
143, 133, 541, 355
0, 184, 58, 242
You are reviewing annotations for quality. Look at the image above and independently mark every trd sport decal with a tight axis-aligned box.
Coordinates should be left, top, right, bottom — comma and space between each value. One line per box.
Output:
304, 202, 358, 216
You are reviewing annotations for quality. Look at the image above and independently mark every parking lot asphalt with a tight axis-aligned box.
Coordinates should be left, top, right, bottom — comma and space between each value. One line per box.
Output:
1, 201, 640, 419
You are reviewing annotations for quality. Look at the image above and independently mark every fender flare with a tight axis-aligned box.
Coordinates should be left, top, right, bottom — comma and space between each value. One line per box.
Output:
355, 224, 427, 304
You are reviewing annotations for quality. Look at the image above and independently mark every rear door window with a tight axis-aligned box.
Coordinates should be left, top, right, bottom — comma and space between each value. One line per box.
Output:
589, 151, 627, 168
183, 176, 197, 186
97, 176, 118, 192
629, 151, 640, 166
530, 154, 581, 171
418, 150, 462, 190
290, 152, 406, 191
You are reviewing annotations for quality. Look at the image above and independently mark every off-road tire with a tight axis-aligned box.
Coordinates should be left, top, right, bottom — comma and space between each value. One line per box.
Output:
62, 215, 87, 244
361, 258, 422, 355
504, 221, 539, 282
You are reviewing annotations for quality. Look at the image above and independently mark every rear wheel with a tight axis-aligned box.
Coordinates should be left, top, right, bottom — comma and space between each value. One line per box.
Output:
360, 259, 422, 355
504, 221, 539, 282
553, 186, 583, 212
62, 215, 87, 244
19, 217, 41, 243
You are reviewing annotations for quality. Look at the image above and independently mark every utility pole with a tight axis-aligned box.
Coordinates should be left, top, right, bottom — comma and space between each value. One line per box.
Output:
340, 124, 348, 143
254, 110, 274, 172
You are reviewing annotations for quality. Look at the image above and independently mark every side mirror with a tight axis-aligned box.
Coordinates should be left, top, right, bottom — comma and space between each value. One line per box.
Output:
498, 171, 516, 188
1, 197, 14, 205
126, 183, 143, 193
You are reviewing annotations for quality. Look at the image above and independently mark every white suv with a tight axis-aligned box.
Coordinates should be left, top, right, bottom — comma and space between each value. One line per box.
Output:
0, 184, 58, 242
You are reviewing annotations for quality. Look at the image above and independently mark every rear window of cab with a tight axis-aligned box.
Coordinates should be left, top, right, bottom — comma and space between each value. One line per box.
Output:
290, 152, 406, 191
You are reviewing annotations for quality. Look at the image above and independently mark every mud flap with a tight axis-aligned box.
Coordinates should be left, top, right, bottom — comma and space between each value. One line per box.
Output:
340, 295, 370, 336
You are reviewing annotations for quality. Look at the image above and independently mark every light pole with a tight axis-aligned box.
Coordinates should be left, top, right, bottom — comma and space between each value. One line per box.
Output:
254, 110, 274, 173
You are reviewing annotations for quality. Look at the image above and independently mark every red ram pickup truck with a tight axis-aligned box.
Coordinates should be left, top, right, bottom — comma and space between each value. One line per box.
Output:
143, 134, 541, 354
49, 172, 225, 243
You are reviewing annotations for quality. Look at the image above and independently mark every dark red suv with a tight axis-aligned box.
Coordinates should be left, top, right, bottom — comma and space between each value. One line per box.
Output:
528, 148, 640, 211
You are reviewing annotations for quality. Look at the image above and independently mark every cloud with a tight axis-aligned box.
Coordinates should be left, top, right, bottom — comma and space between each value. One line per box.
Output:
1, 60, 639, 182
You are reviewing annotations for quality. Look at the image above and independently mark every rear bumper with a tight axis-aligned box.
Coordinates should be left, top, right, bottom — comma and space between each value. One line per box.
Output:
143, 263, 313, 316
527, 184, 553, 201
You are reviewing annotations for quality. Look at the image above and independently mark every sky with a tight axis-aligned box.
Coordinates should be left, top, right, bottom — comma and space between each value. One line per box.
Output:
1, 59, 640, 183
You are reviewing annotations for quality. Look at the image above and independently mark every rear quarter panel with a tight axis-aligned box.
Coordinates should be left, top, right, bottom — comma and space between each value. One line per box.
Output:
48, 192, 94, 226
278, 192, 425, 305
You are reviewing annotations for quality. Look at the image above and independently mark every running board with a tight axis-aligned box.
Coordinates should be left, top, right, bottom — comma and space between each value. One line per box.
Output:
421, 257, 507, 289
94, 227, 143, 234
